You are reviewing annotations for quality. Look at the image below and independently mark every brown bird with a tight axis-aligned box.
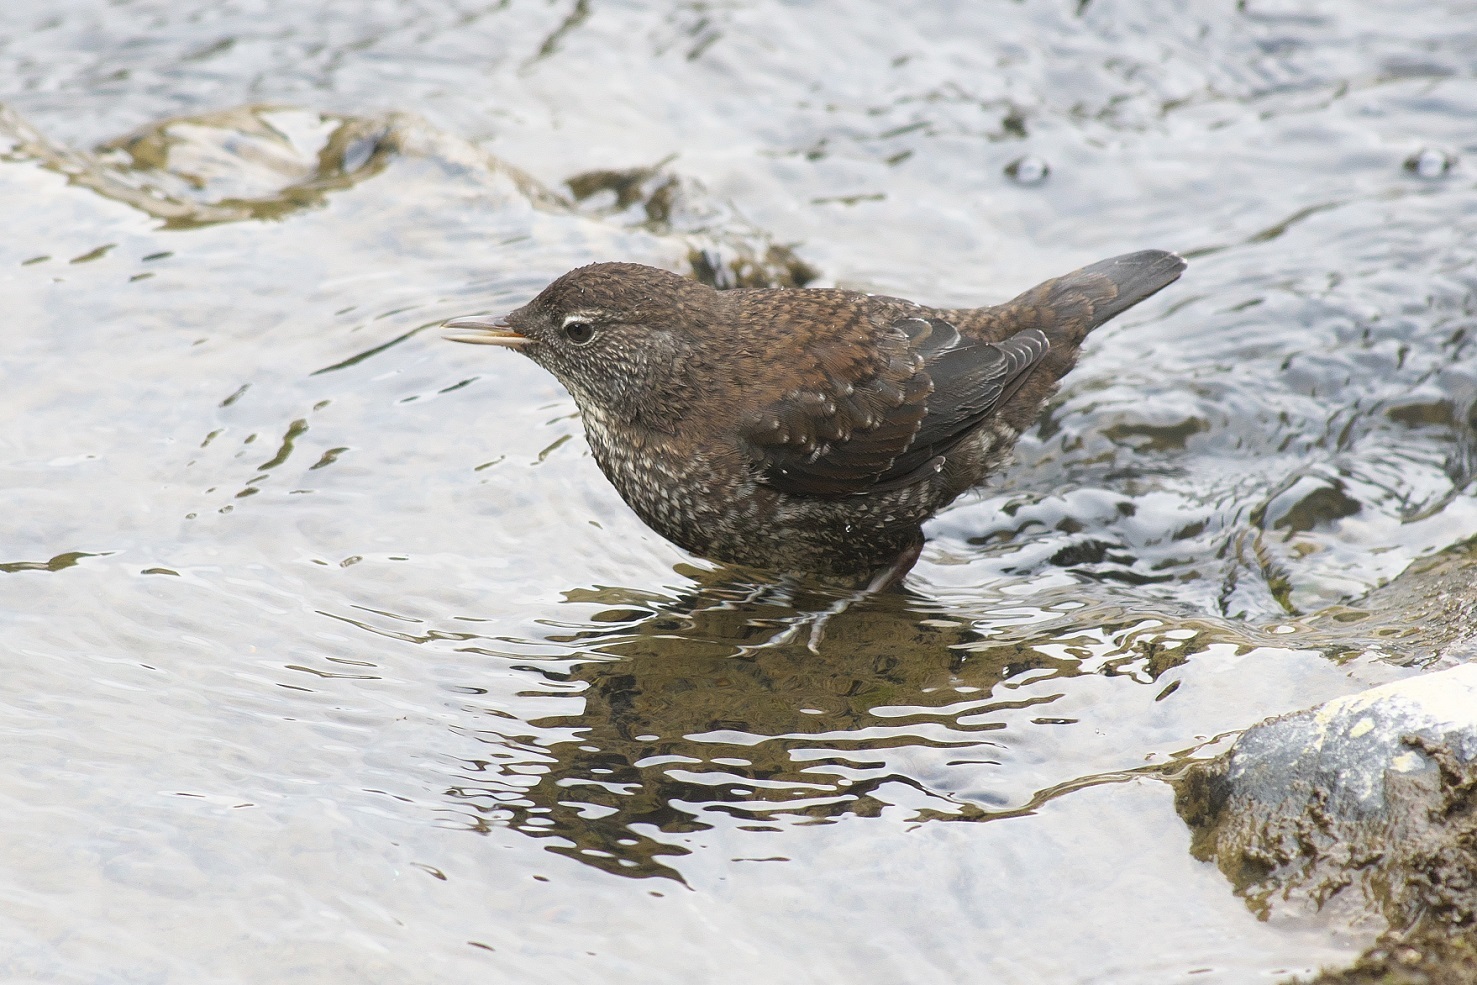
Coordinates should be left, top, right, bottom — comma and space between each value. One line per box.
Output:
445, 251, 1185, 588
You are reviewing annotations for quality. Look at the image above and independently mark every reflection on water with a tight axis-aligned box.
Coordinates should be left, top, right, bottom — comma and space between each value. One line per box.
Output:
426, 571, 1285, 881
409, 539, 1474, 885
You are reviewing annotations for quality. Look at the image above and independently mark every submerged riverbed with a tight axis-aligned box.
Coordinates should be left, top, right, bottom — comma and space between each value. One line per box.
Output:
2, 2, 1475, 982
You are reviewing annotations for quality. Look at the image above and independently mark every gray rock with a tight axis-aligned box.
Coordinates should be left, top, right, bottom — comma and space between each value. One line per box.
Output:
1176, 664, 1477, 932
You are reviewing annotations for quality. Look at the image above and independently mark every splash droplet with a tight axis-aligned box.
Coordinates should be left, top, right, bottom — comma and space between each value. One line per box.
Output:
1005, 155, 1050, 185
1404, 147, 1455, 179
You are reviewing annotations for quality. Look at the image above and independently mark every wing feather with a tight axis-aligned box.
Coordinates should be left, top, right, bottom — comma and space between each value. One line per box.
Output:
749, 316, 1050, 499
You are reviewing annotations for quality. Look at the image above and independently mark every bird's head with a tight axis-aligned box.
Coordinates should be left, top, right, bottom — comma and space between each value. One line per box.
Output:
444, 262, 718, 433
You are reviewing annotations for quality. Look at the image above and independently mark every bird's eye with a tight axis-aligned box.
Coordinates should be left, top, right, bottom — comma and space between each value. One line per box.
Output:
563, 321, 596, 345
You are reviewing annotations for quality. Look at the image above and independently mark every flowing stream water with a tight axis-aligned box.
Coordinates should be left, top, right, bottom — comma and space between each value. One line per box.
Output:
2, 2, 1475, 981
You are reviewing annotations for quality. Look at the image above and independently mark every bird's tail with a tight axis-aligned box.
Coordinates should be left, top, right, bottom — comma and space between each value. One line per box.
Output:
1033, 249, 1187, 344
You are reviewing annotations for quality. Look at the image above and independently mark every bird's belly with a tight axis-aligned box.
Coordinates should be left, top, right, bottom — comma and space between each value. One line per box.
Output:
585, 429, 940, 580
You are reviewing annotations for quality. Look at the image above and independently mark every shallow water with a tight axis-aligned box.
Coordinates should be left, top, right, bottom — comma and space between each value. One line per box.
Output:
2, 2, 1475, 982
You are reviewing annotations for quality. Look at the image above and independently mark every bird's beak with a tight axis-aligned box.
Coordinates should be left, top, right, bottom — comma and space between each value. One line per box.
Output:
442, 315, 532, 348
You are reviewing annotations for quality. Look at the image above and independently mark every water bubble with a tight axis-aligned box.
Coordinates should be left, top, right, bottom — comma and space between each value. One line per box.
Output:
1404, 147, 1456, 179
1004, 155, 1050, 185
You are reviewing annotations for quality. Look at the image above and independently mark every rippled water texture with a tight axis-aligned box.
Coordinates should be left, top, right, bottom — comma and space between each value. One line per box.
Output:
2, 2, 1475, 982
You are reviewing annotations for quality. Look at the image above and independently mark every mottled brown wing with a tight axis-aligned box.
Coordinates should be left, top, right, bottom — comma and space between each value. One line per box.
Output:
881, 319, 1049, 485
749, 316, 1050, 498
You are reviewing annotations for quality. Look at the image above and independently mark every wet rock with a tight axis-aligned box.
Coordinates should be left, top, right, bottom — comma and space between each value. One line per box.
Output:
1238, 473, 1368, 615
1301, 535, 1477, 667
1101, 414, 1209, 452
1253, 473, 1363, 537
1296, 929, 1477, 984
0, 103, 816, 289
565, 160, 819, 289
1176, 665, 1477, 979
0, 103, 562, 228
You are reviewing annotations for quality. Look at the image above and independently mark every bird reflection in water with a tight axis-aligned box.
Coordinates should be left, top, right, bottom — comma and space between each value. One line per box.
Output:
438, 568, 1206, 881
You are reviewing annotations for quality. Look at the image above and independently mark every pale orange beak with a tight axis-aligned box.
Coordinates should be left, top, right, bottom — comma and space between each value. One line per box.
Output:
442, 315, 532, 348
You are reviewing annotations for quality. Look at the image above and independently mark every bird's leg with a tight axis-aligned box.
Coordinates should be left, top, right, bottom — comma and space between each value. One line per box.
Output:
720, 571, 812, 658
726, 538, 923, 656
865, 538, 924, 594
736, 538, 914, 654
796, 538, 923, 652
